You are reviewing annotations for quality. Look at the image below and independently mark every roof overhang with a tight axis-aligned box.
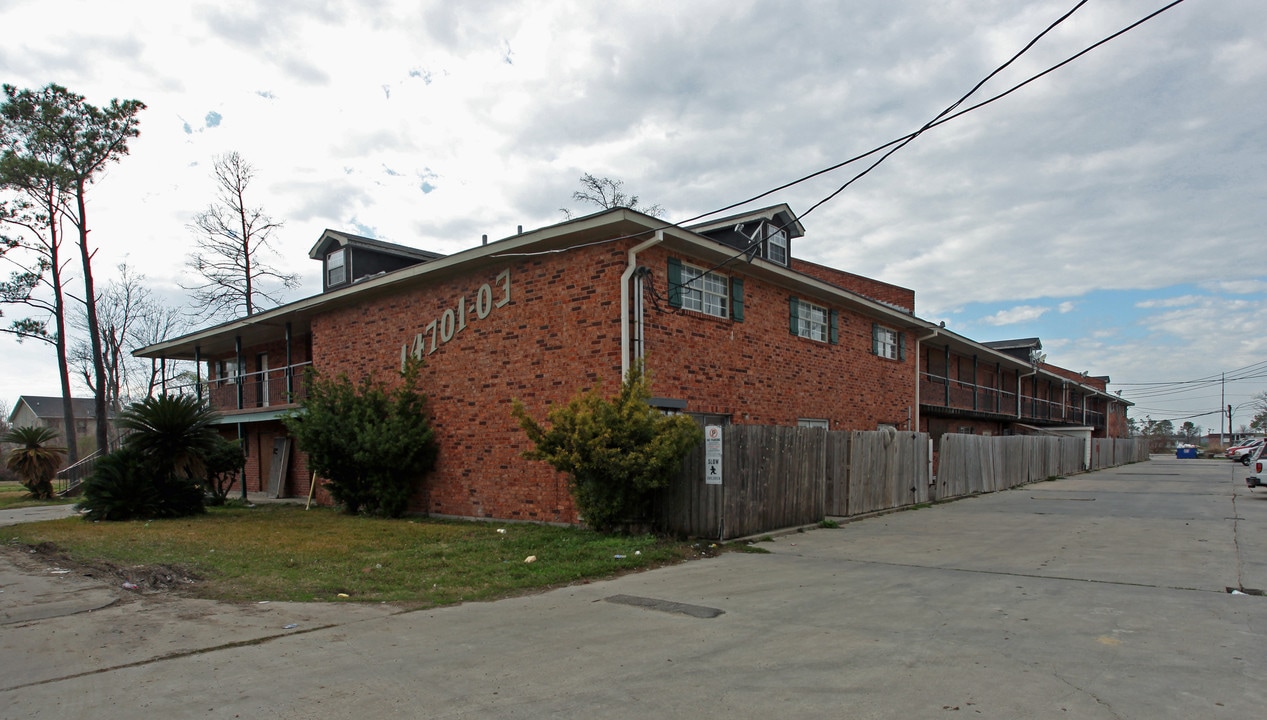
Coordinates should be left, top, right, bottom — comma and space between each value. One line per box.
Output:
686, 203, 806, 239
135, 208, 934, 362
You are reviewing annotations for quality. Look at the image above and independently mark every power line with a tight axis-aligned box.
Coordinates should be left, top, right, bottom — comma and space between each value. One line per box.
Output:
679, 0, 1189, 230
663, 0, 1189, 296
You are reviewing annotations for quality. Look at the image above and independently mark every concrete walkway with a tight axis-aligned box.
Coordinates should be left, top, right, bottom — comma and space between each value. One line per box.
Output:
1, 457, 1263, 719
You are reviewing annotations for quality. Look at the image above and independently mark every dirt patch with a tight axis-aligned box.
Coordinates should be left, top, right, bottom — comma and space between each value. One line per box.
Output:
6, 541, 202, 594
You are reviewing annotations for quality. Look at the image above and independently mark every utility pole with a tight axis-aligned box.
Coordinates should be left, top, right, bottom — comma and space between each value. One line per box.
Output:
1221, 372, 1226, 445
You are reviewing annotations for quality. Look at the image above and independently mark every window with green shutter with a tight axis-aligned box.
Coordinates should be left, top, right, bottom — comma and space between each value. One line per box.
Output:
791, 298, 829, 343
669, 258, 728, 318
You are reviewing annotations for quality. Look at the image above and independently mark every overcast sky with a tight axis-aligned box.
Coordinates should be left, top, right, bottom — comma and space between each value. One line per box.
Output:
2, 0, 1265, 433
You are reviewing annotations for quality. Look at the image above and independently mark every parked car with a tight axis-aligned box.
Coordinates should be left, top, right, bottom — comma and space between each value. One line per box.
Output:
1247, 444, 1267, 488
1226, 438, 1265, 465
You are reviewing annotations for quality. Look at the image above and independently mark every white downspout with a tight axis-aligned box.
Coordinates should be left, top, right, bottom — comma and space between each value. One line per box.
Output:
621, 230, 665, 378
913, 327, 940, 433
914, 326, 940, 492
1018, 365, 1039, 418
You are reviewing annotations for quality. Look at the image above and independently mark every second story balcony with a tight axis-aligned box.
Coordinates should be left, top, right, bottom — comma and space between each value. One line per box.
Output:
921, 371, 1106, 428
158, 362, 313, 417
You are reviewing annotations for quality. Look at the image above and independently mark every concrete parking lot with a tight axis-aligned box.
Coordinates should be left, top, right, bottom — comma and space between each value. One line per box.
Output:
1, 456, 1264, 719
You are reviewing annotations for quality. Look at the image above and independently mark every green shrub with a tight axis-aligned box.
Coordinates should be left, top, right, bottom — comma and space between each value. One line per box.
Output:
77, 446, 206, 521
203, 436, 245, 506
76, 394, 220, 521
284, 361, 438, 517
118, 395, 221, 480
512, 362, 703, 533
2, 425, 66, 500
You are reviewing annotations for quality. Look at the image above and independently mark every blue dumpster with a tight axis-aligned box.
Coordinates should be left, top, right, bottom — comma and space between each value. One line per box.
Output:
1176, 447, 1198, 459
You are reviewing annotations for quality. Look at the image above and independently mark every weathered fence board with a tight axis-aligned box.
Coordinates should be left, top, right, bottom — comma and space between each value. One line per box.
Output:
660, 427, 1150, 539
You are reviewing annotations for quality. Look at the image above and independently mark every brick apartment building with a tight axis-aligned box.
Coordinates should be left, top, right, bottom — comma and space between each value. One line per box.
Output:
135, 205, 1129, 522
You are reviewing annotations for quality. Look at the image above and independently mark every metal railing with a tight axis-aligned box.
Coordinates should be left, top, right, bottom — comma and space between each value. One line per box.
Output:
162, 361, 313, 413
56, 449, 103, 496
921, 371, 1107, 426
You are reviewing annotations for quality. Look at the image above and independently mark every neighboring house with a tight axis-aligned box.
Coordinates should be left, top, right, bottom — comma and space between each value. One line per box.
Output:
134, 206, 1130, 521
6, 396, 117, 455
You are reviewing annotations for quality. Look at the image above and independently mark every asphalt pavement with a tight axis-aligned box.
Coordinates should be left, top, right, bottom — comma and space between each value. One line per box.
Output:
1, 456, 1263, 719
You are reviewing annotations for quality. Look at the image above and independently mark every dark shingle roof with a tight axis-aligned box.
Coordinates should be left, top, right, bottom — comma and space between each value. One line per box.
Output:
10, 396, 101, 423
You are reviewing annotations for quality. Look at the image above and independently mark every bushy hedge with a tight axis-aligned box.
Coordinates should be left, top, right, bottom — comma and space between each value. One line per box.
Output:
76, 395, 220, 521
512, 362, 702, 533
284, 361, 438, 517
78, 446, 206, 521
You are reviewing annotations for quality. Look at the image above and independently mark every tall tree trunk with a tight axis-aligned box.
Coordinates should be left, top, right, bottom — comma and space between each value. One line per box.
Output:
237, 178, 253, 316
74, 180, 109, 454
47, 203, 79, 466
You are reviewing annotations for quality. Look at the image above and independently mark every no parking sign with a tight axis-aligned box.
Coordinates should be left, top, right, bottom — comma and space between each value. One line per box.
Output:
704, 425, 723, 485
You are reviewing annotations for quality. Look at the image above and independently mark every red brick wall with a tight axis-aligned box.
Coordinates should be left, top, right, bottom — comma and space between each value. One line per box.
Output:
310, 245, 628, 523
217, 421, 310, 498
790, 258, 916, 313
289, 236, 919, 522
640, 245, 915, 430
1039, 362, 1105, 390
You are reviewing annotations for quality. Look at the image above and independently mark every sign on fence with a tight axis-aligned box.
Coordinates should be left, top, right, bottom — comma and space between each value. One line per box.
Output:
704, 425, 723, 485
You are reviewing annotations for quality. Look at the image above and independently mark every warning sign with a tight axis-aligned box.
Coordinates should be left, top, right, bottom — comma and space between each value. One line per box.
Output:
704, 425, 723, 485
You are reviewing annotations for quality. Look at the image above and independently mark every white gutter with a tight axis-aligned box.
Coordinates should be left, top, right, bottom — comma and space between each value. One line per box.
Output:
914, 327, 940, 488
1018, 365, 1039, 417
621, 230, 665, 378
913, 326, 941, 433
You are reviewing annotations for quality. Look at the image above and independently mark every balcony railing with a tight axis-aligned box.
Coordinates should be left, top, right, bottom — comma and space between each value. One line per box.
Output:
162, 361, 313, 414
921, 371, 1106, 427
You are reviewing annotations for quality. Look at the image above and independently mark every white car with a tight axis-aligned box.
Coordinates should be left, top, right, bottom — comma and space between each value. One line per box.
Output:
1247, 444, 1267, 488
1227, 438, 1265, 465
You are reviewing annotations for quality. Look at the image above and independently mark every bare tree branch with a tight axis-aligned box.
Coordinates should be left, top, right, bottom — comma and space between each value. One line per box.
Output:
181, 152, 298, 320
560, 173, 665, 220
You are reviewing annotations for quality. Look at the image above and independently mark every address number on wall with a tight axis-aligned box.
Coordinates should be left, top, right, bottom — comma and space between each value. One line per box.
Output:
401, 269, 511, 368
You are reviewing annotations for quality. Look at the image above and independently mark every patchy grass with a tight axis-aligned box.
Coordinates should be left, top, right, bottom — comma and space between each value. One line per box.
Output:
0, 481, 76, 510
3, 504, 723, 606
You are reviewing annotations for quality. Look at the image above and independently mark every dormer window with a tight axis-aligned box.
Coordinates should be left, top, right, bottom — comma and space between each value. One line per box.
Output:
767, 227, 788, 265
327, 248, 346, 287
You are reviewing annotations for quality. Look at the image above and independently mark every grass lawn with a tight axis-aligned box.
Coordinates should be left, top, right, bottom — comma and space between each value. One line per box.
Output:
3, 503, 738, 606
0, 480, 76, 511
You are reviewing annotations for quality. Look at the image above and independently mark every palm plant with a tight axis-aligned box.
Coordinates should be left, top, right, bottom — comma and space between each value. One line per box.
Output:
78, 395, 222, 521
2, 425, 67, 499
117, 394, 222, 480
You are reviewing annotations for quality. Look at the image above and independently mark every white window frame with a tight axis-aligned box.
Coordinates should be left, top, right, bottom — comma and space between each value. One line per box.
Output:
217, 359, 239, 386
680, 263, 728, 319
798, 418, 829, 430
327, 248, 347, 286
874, 325, 899, 359
767, 227, 788, 265
795, 299, 828, 342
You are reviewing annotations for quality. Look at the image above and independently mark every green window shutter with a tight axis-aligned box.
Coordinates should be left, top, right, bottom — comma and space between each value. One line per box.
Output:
667, 257, 683, 308
870, 323, 879, 354
731, 278, 744, 322
898, 332, 907, 361
829, 309, 839, 345
789, 296, 800, 335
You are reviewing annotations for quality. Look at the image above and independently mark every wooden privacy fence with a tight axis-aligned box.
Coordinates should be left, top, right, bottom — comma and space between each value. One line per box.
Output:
1090, 437, 1150, 469
658, 427, 1150, 540
936, 434, 1083, 497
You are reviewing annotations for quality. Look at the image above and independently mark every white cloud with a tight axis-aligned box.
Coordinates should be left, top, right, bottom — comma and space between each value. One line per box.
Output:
1135, 295, 1203, 309
4, 0, 1267, 421
980, 305, 1050, 326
